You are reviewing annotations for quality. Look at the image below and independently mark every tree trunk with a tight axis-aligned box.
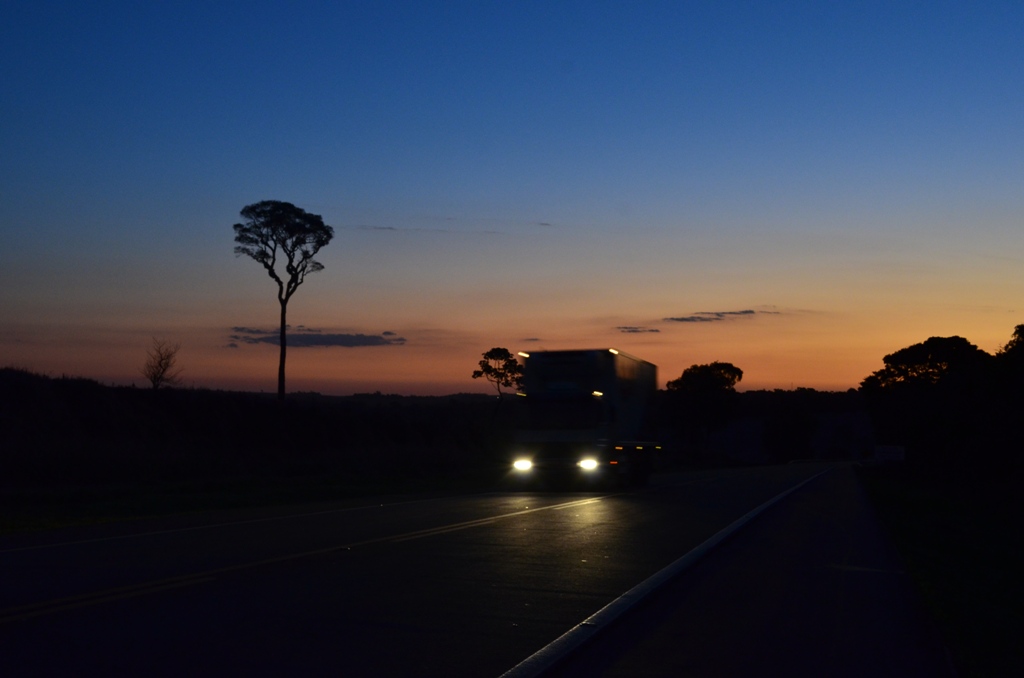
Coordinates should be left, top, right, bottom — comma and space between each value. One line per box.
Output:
278, 299, 287, 400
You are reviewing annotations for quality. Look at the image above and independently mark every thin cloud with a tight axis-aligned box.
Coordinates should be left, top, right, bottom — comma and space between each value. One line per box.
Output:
664, 310, 757, 323
347, 224, 503, 235
229, 327, 405, 348
617, 326, 660, 333
231, 326, 274, 335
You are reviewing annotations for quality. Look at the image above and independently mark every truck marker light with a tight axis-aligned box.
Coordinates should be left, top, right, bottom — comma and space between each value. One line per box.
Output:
636, 446, 643, 450
614, 446, 623, 450
609, 460, 618, 465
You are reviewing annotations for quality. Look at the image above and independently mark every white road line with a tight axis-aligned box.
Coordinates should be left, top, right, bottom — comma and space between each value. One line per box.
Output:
499, 468, 834, 678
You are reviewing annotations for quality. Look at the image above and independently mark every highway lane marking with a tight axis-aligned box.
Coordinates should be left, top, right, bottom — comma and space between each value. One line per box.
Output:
500, 468, 834, 678
1, 576, 218, 624
385, 497, 606, 542
0, 496, 608, 623
0, 494, 496, 554
829, 563, 905, 575
390, 519, 498, 542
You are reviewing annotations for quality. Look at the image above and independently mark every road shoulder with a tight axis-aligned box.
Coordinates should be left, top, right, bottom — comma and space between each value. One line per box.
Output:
544, 464, 955, 677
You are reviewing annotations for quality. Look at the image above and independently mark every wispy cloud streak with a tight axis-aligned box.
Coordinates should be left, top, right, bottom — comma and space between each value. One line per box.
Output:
229, 327, 406, 348
617, 326, 660, 333
664, 310, 758, 323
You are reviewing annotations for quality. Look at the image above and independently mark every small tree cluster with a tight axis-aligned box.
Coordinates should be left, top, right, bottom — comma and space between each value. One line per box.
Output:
666, 361, 743, 393
859, 324, 1024, 474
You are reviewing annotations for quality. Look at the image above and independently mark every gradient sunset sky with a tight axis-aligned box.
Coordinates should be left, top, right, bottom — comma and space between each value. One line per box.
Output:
3, 1, 1023, 395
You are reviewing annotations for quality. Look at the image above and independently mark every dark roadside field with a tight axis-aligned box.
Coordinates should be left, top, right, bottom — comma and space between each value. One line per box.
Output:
0, 368, 517, 534
858, 465, 1023, 678
0, 471, 503, 535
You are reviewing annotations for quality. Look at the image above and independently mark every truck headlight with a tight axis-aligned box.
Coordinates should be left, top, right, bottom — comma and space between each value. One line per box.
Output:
513, 459, 533, 471
578, 458, 599, 471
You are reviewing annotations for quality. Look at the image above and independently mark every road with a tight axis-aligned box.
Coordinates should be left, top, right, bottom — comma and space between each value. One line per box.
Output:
2, 464, 833, 676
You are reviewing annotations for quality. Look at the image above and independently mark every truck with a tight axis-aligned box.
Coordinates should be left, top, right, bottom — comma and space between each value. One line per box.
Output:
511, 348, 659, 487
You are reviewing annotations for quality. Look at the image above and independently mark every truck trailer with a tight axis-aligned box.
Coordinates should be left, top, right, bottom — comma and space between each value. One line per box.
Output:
511, 348, 659, 487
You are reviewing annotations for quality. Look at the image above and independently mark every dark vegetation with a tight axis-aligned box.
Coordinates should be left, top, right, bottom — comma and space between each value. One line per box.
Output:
854, 327, 1024, 677
0, 368, 515, 531
859, 465, 1022, 677
658, 326, 1024, 677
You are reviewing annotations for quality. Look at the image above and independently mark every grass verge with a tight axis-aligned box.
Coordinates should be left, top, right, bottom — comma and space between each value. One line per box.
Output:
858, 464, 1022, 678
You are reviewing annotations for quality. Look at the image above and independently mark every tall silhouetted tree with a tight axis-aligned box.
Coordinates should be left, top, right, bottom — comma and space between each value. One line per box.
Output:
233, 200, 334, 400
472, 347, 523, 398
141, 338, 182, 390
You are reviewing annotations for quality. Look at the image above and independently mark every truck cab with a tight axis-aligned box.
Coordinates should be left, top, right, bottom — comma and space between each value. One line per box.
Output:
511, 349, 658, 487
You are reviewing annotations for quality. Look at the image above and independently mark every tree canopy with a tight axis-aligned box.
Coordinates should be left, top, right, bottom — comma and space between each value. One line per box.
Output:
472, 347, 523, 397
233, 200, 334, 400
997, 323, 1024, 361
666, 361, 744, 393
859, 336, 993, 391
663, 361, 744, 448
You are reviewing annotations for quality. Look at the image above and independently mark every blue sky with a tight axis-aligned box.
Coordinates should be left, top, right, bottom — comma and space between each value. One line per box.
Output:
3, 1, 1023, 394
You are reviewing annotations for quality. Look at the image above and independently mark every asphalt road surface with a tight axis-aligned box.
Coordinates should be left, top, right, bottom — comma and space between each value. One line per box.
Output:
2, 463, 851, 676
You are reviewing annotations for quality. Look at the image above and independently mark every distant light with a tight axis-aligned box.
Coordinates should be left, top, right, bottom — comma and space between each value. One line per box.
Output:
592, 390, 603, 397
513, 459, 532, 471
518, 352, 530, 358
609, 460, 619, 465
516, 392, 527, 397
578, 459, 599, 471
608, 348, 619, 355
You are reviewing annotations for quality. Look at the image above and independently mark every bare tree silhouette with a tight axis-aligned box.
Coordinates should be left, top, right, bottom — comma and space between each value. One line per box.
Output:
142, 338, 182, 390
233, 200, 334, 400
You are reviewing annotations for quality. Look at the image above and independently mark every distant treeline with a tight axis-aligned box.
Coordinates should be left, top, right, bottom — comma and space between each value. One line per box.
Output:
660, 330, 1024, 485
0, 368, 513, 490
4, 320, 1021, 493
1, 367, 865, 492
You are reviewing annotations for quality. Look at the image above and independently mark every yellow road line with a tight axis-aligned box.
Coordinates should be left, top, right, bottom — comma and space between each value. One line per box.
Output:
1, 495, 608, 623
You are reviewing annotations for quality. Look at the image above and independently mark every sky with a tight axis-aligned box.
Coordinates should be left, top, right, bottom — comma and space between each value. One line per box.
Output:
2, 1, 1023, 395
